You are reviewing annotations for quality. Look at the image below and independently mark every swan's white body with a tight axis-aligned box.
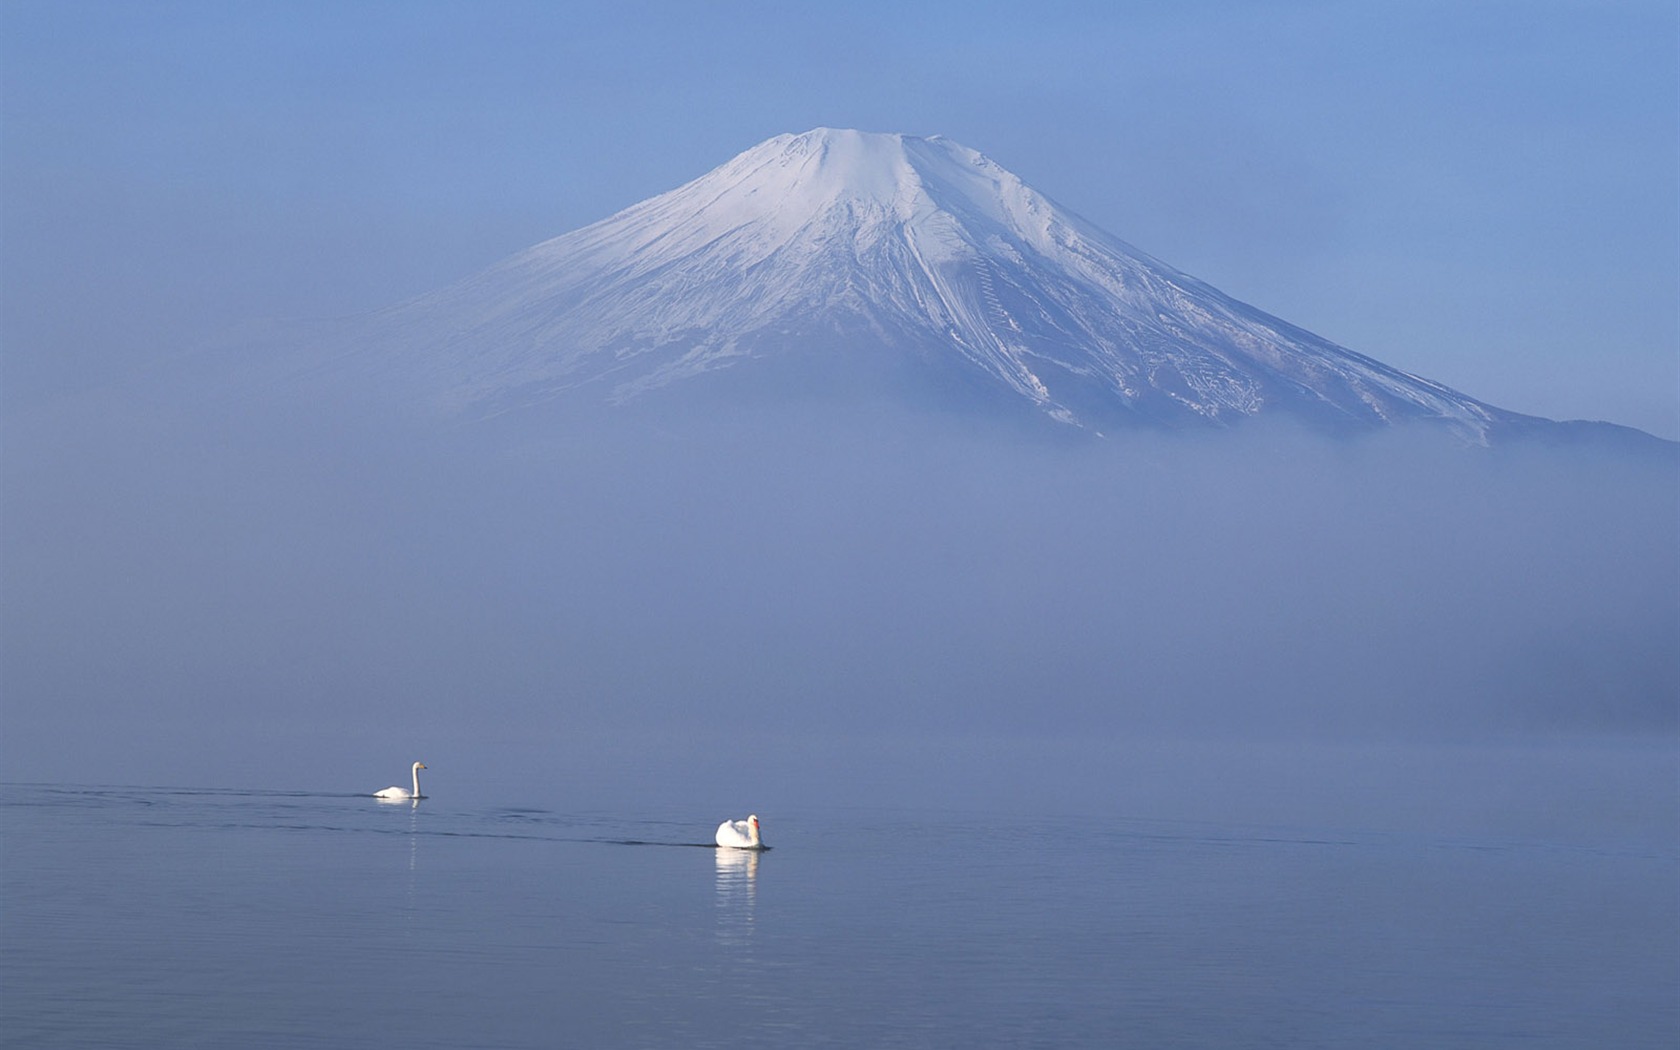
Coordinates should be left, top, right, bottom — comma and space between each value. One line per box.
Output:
715, 814, 764, 850
374, 762, 426, 800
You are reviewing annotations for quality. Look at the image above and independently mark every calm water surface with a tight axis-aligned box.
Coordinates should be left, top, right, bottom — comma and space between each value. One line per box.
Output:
3, 782, 1674, 1048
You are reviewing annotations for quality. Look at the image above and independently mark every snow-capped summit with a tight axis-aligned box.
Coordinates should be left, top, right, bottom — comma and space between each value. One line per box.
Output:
310, 128, 1557, 439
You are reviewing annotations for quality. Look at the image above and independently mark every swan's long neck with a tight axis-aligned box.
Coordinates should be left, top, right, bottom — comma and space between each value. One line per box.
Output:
411, 765, 421, 798
748, 820, 760, 847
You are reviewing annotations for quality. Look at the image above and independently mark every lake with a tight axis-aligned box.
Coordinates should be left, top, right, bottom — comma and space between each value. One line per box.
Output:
2, 760, 1675, 1049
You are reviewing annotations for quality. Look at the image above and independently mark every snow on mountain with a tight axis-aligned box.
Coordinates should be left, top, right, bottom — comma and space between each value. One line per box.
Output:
292, 129, 1550, 440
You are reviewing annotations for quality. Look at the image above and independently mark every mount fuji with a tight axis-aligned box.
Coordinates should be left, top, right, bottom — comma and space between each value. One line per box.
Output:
252, 128, 1648, 444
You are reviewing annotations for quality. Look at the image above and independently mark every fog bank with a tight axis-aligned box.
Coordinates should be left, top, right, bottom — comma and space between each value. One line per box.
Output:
3, 395, 1675, 822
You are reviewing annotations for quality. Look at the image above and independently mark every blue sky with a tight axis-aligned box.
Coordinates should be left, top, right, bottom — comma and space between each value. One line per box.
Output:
4, 0, 1675, 437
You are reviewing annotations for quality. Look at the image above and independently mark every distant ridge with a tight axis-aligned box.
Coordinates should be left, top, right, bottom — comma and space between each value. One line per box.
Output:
252, 128, 1664, 447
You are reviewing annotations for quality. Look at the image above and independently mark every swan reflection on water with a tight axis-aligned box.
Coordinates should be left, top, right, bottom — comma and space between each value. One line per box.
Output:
714, 846, 758, 944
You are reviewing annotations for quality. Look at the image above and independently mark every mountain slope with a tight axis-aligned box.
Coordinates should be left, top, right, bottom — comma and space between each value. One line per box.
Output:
270, 129, 1617, 442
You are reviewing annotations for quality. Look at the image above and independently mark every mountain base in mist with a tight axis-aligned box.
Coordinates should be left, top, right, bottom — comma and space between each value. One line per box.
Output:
4, 391, 1675, 792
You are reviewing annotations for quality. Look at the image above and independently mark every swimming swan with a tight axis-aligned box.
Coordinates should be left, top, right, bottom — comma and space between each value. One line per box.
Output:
374, 762, 427, 800
715, 814, 765, 850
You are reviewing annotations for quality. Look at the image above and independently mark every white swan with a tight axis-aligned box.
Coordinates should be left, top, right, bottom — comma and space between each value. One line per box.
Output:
715, 813, 765, 850
374, 761, 427, 801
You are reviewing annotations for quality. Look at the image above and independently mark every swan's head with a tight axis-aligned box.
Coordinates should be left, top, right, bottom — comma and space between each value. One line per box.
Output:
414, 762, 427, 770
748, 814, 759, 828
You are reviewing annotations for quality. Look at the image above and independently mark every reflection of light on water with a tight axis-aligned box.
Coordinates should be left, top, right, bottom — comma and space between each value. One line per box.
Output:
714, 848, 758, 946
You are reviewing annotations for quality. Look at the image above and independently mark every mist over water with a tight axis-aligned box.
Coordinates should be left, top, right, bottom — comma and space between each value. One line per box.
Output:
4, 387, 1675, 836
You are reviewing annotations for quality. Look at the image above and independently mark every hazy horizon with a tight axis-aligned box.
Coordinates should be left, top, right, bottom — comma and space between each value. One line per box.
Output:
6, 386, 1674, 812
